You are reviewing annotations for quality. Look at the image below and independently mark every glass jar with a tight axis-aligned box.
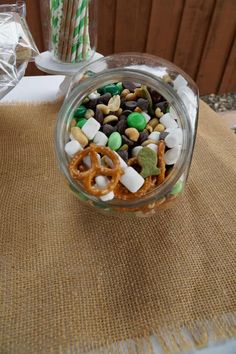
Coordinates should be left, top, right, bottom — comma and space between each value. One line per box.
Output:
55, 53, 199, 217
49, 0, 97, 64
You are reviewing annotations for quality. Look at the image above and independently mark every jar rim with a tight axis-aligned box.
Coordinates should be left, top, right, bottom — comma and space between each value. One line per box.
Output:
55, 60, 197, 208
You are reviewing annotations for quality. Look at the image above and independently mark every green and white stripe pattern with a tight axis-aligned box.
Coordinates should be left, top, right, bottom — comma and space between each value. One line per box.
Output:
50, 0, 64, 56
50, 0, 91, 63
71, 0, 89, 62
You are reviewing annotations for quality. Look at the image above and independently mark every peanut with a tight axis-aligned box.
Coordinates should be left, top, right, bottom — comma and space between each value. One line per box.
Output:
155, 107, 164, 118
154, 124, 165, 132
125, 127, 139, 142
121, 89, 130, 97
125, 92, 137, 101
85, 109, 95, 119
96, 104, 110, 115
103, 115, 118, 124
71, 127, 88, 147
108, 95, 121, 112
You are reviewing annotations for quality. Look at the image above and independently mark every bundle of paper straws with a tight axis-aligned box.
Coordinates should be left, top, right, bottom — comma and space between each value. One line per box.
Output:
50, 0, 91, 63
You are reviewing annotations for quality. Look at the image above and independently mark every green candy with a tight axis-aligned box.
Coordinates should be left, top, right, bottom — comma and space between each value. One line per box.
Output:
108, 132, 122, 151
102, 84, 120, 95
116, 82, 123, 93
170, 180, 183, 195
127, 112, 146, 131
74, 105, 87, 118
76, 118, 87, 128
137, 147, 160, 178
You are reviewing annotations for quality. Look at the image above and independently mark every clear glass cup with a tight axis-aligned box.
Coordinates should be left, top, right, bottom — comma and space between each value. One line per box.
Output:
0, 1, 26, 17
49, 0, 97, 64
55, 53, 199, 217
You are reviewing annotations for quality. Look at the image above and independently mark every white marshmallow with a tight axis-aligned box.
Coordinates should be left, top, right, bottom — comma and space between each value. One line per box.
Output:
82, 118, 101, 140
148, 131, 160, 142
120, 167, 144, 193
147, 143, 158, 153
95, 176, 114, 202
105, 152, 127, 170
141, 112, 151, 123
83, 153, 100, 168
169, 106, 178, 120
165, 131, 179, 148
65, 140, 83, 157
88, 91, 100, 100
93, 131, 108, 146
160, 113, 178, 129
176, 128, 183, 145
164, 147, 181, 165
132, 146, 143, 157
173, 75, 188, 90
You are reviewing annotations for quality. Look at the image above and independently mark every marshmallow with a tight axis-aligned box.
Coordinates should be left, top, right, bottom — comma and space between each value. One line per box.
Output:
132, 146, 143, 157
148, 131, 160, 142
105, 152, 127, 170
65, 140, 83, 157
147, 143, 158, 153
169, 106, 178, 120
141, 112, 151, 123
173, 75, 188, 90
82, 118, 101, 140
88, 91, 100, 100
120, 167, 144, 193
165, 131, 179, 148
160, 113, 178, 129
164, 147, 181, 165
95, 176, 114, 202
83, 153, 101, 168
93, 131, 108, 146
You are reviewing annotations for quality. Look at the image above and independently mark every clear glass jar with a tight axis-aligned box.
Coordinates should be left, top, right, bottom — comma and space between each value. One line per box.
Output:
49, 0, 97, 64
55, 53, 199, 217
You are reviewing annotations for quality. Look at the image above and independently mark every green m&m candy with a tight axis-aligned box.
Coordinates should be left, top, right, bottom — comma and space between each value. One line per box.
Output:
76, 118, 87, 128
108, 132, 122, 151
127, 112, 146, 131
74, 105, 87, 118
170, 180, 183, 195
102, 84, 120, 95
116, 82, 123, 93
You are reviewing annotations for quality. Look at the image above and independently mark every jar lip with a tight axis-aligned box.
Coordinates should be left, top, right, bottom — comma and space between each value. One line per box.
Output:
56, 66, 196, 208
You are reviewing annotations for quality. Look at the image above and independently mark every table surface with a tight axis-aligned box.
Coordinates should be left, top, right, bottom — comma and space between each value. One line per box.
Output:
1, 76, 236, 354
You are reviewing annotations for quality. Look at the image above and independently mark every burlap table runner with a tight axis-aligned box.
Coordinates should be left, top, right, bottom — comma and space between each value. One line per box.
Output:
0, 100, 236, 354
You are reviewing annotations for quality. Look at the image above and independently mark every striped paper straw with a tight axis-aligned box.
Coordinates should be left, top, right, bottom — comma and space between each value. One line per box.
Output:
71, 0, 87, 62
50, 0, 64, 56
82, 6, 91, 60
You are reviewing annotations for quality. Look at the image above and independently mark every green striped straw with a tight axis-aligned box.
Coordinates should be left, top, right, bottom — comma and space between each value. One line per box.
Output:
82, 5, 91, 60
71, 0, 90, 62
50, 0, 64, 57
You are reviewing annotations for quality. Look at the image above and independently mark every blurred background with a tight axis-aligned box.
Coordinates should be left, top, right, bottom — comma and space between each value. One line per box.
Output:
2, 0, 236, 96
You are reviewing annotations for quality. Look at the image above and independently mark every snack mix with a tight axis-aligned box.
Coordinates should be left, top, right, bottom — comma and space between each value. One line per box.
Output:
65, 78, 184, 213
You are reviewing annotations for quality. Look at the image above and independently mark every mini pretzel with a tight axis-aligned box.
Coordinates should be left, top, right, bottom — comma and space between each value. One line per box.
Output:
69, 144, 123, 197
157, 140, 166, 185
114, 157, 155, 200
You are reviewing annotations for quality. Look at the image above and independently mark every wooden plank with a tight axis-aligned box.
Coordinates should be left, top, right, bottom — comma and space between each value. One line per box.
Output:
219, 36, 236, 93
173, 0, 215, 79
97, 0, 117, 55
114, 0, 152, 53
146, 0, 185, 61
196, 0, 236, 94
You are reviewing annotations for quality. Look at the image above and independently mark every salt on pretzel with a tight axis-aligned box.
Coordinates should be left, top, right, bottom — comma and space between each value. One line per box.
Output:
69, 144, 123, 197
157, 140, 166, 185
114, 157, 155, 200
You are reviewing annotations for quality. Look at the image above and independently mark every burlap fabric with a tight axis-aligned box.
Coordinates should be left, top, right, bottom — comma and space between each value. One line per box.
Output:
0, 100, 236, 354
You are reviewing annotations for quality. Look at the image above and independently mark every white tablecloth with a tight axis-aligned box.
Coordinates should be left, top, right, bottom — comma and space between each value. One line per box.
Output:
2, 75, 65, 103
